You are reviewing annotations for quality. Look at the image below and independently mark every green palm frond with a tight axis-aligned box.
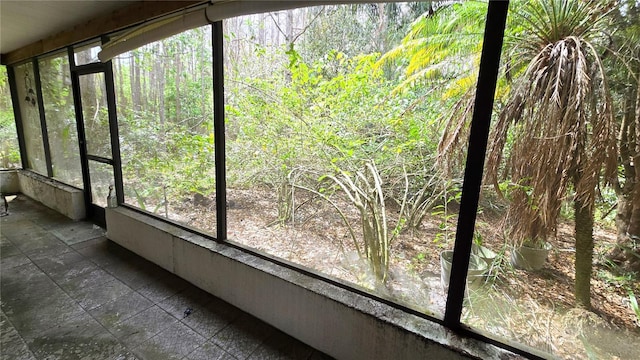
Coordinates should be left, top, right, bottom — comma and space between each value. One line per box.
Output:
507, 0, 615, 75
376, 1, 488, 93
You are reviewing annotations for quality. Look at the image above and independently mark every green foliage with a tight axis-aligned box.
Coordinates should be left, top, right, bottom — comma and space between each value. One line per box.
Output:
114, 26, 215, 214
0, 66, 21, 169
376, 1, 487, 96
630, 291, 640, 326
431, 181, 462, 246
294, 161, 405, 282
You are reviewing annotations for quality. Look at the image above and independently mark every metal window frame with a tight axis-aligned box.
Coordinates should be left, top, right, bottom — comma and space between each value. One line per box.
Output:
8, 60, 49, 174
67, 40, 123, 225
35, 50, 87, 190
213, 21, 227, 242
103, 53, 125, 205
444, 0, 509, 326
3, 1, 549, 358
6, 65, 28, 170
32, 58, 54, 177
68, 46, 94, 215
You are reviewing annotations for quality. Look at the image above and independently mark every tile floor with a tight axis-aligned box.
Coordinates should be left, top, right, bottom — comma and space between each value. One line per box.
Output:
0, 195, 333, 360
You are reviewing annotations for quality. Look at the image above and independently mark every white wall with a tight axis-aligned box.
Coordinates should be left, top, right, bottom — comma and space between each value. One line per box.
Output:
0, 170, 20, 193
17, 170, 85, 220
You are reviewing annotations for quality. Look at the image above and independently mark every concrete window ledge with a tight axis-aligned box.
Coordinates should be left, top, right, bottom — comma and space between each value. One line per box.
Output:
14, 170, 85, 220
0, 169, 20, 193
106, 206, 522, 360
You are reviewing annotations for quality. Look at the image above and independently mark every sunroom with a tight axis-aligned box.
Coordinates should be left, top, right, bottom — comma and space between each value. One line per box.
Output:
1, 1, 639, 359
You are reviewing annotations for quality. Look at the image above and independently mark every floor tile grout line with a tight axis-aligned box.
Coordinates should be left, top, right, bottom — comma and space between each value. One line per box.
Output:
6, 241, 132, 347
44, 244, 160, 353
178, 307, 231, 342
112, 304, 183, 353
0, 308, 39, 360
4, 198, 335, 360
8, 221, 151, 354
180, 340, 241, 360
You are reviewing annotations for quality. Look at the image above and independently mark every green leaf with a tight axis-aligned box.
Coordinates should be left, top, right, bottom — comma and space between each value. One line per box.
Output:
630, 291, 640, 327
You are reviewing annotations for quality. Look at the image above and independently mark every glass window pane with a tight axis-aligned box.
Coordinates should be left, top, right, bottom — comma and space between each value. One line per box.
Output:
13, 62, 46, 174
224, 2, 481, 318
461, 1, 640, 359
0, 66, 22, 169
74, 42, 101, 65
79, 72, 111, 158
39, 53, 83, 188
88, 161, 115, 207
115, 26, 215, 230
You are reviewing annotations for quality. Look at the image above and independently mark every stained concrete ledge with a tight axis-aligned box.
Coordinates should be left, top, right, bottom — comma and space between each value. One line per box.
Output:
106, 206, 522, 360
17, 170, 85, 220
0, 169, 20, 193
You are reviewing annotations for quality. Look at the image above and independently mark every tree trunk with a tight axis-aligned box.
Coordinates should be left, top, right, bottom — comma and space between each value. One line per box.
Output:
158, 43, 166, 133
624, 81, 640, 270
115, 57, 126, 108
611, 79, 640, 271
286, 10, 294, 44
175, 43, 181, 121
132, 51, 141, 112
574, 193, 594, 309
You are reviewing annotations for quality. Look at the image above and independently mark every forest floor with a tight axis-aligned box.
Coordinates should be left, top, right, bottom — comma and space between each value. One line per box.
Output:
171, 187, 640, 359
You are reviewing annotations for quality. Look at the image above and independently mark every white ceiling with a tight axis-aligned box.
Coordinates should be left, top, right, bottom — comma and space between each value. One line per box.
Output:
0, 1, 139, 54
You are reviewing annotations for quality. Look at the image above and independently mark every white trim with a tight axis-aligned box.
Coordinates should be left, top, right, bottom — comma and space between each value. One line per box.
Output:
98, 0, 409, 62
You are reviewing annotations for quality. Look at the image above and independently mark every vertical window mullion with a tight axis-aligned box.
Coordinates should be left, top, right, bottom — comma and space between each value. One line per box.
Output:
7, 65, 29, 170
103, 51, 124, 205
443, 0, 509, 329
68, 46, 93, 212
213, 21, 227, 242
32, 58, 54, 177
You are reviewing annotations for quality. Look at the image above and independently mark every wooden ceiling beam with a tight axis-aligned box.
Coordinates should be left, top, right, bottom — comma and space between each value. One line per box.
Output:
1, 1, 204, 65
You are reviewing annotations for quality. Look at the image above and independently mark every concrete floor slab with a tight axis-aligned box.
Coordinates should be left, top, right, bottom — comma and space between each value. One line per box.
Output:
9, 301, 86, 341
69, 278, 132, 310
0, 195, 333, 360
132, 321, 206, 360
57, 267, 116, 294
21, 236, 72, 259
109, 305, 179, 348
102, 259, 166, 290
88, 290, 153, 328
47, 259, 102, 285
0, 240, 21, 259
184, 341, 236, 360
0, 254, 31, 270
1, 220, 46, 240
26, 313, 122, 360
29, 250, 85, 274
137, 274, 190, 304
49, 222, 106, 246
211, 313, 277, 359
248, 329, 315, 360
180, 298, 242, 340
0, 311, 37, 360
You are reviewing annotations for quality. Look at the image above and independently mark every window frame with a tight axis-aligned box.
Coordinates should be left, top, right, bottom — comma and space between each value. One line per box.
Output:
5, 2, 548, 358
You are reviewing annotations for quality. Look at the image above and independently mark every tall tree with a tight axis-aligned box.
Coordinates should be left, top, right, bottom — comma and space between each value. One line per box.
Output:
608, 0, 640, 272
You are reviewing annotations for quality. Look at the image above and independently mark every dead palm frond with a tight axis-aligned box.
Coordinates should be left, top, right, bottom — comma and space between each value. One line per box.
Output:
486, 0, 617, 244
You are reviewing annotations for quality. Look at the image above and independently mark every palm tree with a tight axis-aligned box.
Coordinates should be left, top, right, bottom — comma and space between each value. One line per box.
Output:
486, 0, 617, 309
379, 0, 621, 309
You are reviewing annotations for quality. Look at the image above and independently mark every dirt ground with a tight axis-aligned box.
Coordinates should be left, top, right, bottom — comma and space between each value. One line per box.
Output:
169, 187, 640, 359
